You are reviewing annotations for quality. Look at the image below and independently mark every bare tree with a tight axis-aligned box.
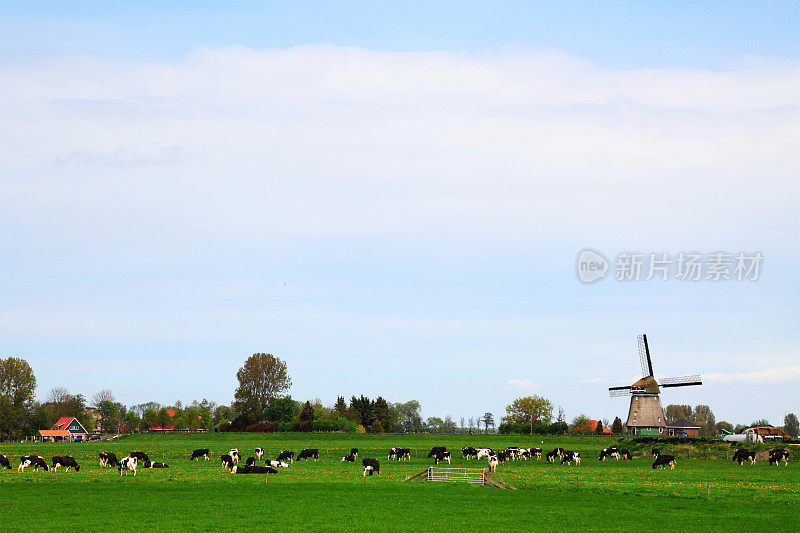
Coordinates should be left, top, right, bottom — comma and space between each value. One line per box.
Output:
47, 387, 71, 404
460, 416, 465, 433
92, 388, 116, 407
468, 417, 475, 431
557, 405, 566, 424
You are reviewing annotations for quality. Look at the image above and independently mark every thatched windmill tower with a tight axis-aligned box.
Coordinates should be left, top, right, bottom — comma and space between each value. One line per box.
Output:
609, 334, 702, 436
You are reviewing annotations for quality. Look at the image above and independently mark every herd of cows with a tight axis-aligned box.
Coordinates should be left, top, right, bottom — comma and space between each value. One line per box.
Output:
0, 444, 790, 479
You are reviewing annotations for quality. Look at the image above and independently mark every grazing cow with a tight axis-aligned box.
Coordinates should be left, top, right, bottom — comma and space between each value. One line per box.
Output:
0, 454, 11, 469
245, 457, 257, 467
297, 449, 319, 461
130, 451, 150, 463
119, 456, 138, 476
476, 448, 493, 460
598, 447, 620, 461
462, 447, 478, 460
503, 447, 522, 460
561, 451, 581, 466
769, 449, 790, 466
531, 447, 543, 460
488, 455, 498, 472
619, 449, 633, 460
732, 449, 756, 465
433, 452, 451, 465
229, 449, 240, 464
496, 450, 513, 464
546, 450, 559, 463
427, 447, 447, 458
255, 447, 264, 460
265, 460, 289, 468
232, 465, 277, 474
277, 451, 294, 463
99, 452, 119, 467
349, 448, 358, 458
146, 461, 169, 468
388, 447, 411, 461
220, 454, 234, 470
652, 454, 676, 470
342, 453, 356, 462
652, 448, 660, 459
519, 449, 532, 460
362, 458, 380, 476
51, 456, 80, 472
190, 449, 210, 461
18, 455, 49, 472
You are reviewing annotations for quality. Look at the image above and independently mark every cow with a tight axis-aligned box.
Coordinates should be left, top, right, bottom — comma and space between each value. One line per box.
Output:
255, 447, 264, 460
265, 460, 289, 468
362, 458, 380, 476
503, 447, 522, 460
769, 449, 790, 466
0, 454, 10, 469
427, 446, 446, 458
619, 449, 633, 460
220, 454, 234, 470
546, 448, 564, 463
144, 461, 169, 468
99, 452, 119, 467
531, 447, 543, 460
297, 449, 319, 461
190, 449, 211, 461
433, 452, 451, 465
598, 447, 620, 461
130, 451, 150, 463
652, 454, 676, 470
245, 457, 257, 467
119, 456, 138, 476
476, 448, 493, 460
462, 447, 478, 460
277, 451, 294, 463
388, 447, 411, 461
349, 448, 358, 458
51, 456, 80, 472
652, 448, 661, 459
18, 455, 49, 472
561, 451, 581, 465
342, 453, 356, 462
232, 465, 277, 474
488, 455, 498, 472
229, 449, 240, 464
496, 450, 513, 464
519, 448, 532, 460
732, 449, 756, 465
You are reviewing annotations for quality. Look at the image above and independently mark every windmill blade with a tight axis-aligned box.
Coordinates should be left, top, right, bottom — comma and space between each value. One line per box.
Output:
637, 334, 654, 377
658, 375, 703, 387
608, 386, 632, 397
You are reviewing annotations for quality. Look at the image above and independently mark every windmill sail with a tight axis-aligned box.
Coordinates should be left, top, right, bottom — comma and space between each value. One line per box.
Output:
658, 375, 702, 388
637, 334, 654, 377
608, 386, 632, 397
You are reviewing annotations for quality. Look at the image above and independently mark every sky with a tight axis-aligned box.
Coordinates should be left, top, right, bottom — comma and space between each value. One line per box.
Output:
1, 1, 798, 427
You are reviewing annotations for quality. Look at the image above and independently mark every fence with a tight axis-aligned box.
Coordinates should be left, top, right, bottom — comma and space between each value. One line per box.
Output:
427, 466, 486, 485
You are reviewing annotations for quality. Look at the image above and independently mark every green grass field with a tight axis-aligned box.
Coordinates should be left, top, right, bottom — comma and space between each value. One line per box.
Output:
1, 433, 797, 531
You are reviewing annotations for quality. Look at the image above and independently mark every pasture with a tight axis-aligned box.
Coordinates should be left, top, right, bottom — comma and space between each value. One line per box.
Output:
0, 433, 797, 531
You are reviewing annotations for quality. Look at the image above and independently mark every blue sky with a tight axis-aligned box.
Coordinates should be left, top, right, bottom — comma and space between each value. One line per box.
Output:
1, 2, 798, 426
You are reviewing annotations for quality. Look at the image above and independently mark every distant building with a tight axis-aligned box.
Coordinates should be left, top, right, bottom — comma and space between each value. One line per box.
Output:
571, 420, 612, 434
666, 425, 700, 437
723, 426, 794, 443
150, 410, 177, 431
37, 416, 89, 442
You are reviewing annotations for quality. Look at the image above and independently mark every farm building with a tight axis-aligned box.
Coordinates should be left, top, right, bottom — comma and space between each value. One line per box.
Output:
37, 416, 89, 442
666, 425, 700, 437
723, 426, 794, 443
572, 420, 612, 434
150, 410, 177, 431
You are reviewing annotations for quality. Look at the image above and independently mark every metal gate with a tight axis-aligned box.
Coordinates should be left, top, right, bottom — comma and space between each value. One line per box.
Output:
427, 466, 485, 485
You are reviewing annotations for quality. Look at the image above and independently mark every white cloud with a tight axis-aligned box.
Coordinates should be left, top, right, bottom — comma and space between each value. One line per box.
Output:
506, 378, 542, 389
705, 366, 800, 384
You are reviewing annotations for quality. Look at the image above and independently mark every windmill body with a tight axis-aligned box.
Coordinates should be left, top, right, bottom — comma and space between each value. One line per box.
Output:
609, 335, 702, 436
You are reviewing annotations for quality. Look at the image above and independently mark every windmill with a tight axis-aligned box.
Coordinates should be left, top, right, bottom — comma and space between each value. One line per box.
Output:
609, 334, 702, 436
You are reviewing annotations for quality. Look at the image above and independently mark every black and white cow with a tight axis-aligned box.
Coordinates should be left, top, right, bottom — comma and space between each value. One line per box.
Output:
433, 451, 451, 465
349, 448, 358, 458
362, 458, 380, 476
342, 453, 356, 462
652, 448, 661, 459
220, 454, 235, 470
232, 465, 277, 474
99, 452, 119, 467
144, 461, 169, 468
476, 448, 493, 460
769, 449, 790, 466
245, 457, 257, 467
51, 456, 80, 472
652, 454, 676, 470
19, 455, 49, 472
531, 447, 543, 460
0, 454, 10, 469
229, 449, 240, 464
561, 451, 581, 465
265, 460, 289, 468
732, 449, 756, 465
496, 450, 512, 464
427, 446, 446, 458
462, 447, 478, 460
190, 449, 211, 461
255, 447, 264, 460
598, 447, 620, 461
388, 447, 411, 461
488, 455, 498, 472
119, 456, 138, 476
503, 447, 522, 460
277, 451, 294, 463
546, 448, 564, 463
130, 451, 150, 463
619, 449, 633, 460
297, 449, 319, 461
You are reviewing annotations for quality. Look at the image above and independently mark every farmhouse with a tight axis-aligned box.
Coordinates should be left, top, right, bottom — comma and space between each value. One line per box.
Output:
37, 416, 89, 442
571, 420, 612, 434
666, 425, 700, 437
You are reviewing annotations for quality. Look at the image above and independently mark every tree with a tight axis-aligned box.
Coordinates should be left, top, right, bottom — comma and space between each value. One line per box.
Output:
425, 417, 444, 433
502, 395, 554, 431
693, 405, 716, 436
664, 404, 693, 426
263, 396, 298, 422
394, 401, 423, 432
571, 413, 591, 433
611, 416, 624, 434
0, 357, 37, 440
460, 417, 466, 433
96, 400, 118, 434
334, 396, 348, 416
557, 405, 566, 424
213, 405, 233, 424
442, 415, 457, 433
716, 421, 733, 434
468, 417, 475, 432
751, 419, 771, 427
595, 416, 604, 434
733, 423, 747, 434
349, 395, 373, 427
92, 389, 116, 407
482, 412, 494, 434
370, 420, 384, 433
299, 401, 315, 422
784, 413, 799, 438
372, 397, 390, 432
233, 353, 292, 424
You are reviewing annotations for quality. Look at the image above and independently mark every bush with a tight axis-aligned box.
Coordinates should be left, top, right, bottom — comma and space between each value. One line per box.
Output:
498, 421, 568, 435
245, 422, 278, 433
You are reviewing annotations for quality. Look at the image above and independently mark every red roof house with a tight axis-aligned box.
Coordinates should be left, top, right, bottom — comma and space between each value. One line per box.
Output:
38, 416, 89, 442
571, 420, 613, 434
150, 410, 177, 431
